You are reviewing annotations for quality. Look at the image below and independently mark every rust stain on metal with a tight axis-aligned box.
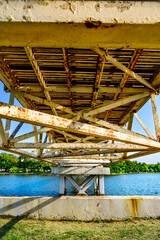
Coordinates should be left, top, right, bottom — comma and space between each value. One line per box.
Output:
85, 20, 102, 29
104, 49, 143, 121
119, 101, 138, 124
121, 49, 143, 89
91, 56, 103, 108
130, 198, 137, 218
63, 48, 74, 111
1, 46, 160, 164
85, 20, 116, 30
0, 60, 19, 87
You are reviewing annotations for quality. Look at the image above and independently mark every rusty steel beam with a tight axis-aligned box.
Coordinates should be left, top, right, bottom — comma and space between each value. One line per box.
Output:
0, 119, 8, 146
9, 142, 150, 151
119, 100, 139, 124
84, 116, 153, 141
1, 102, 160, 149
16, 91, 75, 116
0, 146, 52, 164
83, 92, 150, 118
120, 66, 160, 126
25, 47, 70, 143
5, 92, 14, 139
8, 122, 24, 141
151, 93, 160, 140
0, 61, 38, 111
24, 46, 57, 115
134, 112, 155, 140
41, 148, 145, 159
10, 127, 52, 143
17, 86, 151, 94
63, 48, 74, 111
0, 58, 19, 87
151, 67, 160, 89
91, 56, 104, 108
123, 112, 133, 158
54, 160, 111, 165
112, 149, 160, 165
53, 156, 118, 160
93, 48, 156, 91
104, 49, 143, 121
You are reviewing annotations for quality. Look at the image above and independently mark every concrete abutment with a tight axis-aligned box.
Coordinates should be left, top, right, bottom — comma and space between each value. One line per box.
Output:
0, 196, 160, 221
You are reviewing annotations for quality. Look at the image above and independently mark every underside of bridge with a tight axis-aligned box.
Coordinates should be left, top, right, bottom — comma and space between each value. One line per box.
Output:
0, 0, 160, 194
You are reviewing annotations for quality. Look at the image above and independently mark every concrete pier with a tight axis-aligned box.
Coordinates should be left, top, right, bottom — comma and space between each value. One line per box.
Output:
51, 167, 110, 195
0, 196, 160, 221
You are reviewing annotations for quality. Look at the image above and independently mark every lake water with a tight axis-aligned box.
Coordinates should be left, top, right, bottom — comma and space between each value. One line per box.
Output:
0, 173, 159, 196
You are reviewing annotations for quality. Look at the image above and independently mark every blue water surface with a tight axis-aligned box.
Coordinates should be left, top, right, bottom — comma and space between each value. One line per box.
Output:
0, 173, 159, 196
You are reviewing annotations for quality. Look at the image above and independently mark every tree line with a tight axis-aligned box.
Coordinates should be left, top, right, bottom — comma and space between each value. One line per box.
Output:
0, 152, 52, 173
0, 152, 160, 174
110, 160, 160, 174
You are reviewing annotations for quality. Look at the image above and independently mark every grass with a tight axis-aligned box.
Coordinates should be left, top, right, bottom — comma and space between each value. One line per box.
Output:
0, 217, 159, 239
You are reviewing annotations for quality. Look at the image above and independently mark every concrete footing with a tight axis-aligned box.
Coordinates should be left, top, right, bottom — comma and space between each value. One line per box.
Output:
0, 196, 160, 221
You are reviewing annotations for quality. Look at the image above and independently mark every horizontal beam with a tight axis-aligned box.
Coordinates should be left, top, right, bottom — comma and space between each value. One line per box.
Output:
57, 164, 104, 167
17, 86, 151, 94
52, 156, 119, 160
1, 1, 160, 25
52, 167, 110, 175
1, 22, 160, 49
9, 142, 151, 151
1, 102, 160, 149
42, 148, 147, 159
85, 116, 151, 140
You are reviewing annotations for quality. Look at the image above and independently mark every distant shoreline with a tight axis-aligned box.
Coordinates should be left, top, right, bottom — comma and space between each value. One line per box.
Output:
0, 172, 160, 176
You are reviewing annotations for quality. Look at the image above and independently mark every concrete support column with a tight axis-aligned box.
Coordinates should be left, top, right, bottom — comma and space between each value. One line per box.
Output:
99, 175, 104, 196
52, 167, 109, 196
94, 177, 99, 195
59, 175, 65, 195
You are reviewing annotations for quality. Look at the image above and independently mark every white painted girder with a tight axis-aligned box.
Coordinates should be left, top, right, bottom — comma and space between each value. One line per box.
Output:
9, 142, 151, 151
0, 101, 160, 149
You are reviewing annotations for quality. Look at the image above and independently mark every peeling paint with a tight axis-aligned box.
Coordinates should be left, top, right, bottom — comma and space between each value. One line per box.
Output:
60, 2, 69, 10
0, 1, 160, 24
104, 2, 132, 13
85, 19, 102, 29
95, 3, 100, 12
36, 0, 49, 6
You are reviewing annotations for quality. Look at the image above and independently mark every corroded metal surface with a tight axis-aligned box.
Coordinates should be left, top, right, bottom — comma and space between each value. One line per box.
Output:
1, 47, 159, 123
0, 46, 160, 164
1, 101, 160, 149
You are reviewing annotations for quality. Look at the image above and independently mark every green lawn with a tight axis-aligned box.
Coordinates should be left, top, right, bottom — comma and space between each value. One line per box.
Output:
0, 217, 159, 240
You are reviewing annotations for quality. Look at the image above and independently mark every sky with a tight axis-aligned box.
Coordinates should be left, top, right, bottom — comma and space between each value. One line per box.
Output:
0, 81, 160, 164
